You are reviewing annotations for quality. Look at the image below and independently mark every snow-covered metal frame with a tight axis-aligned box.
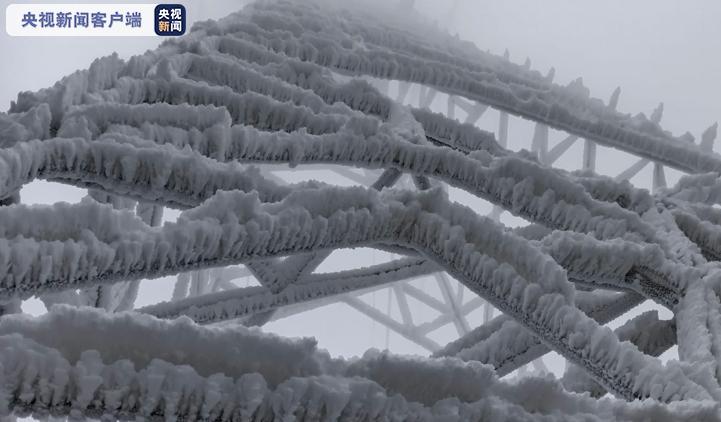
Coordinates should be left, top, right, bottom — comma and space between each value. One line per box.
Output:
1, 0, 721, 419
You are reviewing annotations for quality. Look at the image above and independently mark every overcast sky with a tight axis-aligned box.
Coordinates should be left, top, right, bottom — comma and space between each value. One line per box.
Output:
2, 0, 720, 370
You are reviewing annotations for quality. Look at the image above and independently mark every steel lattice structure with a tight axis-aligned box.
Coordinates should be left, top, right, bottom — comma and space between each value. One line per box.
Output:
1, 0, 721, 420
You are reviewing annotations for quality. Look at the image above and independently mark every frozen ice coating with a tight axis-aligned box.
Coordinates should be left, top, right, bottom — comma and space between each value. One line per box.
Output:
1, 0, 721, 419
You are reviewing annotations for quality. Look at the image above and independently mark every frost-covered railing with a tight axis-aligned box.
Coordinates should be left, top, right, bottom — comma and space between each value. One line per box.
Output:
1, 0, 721, 419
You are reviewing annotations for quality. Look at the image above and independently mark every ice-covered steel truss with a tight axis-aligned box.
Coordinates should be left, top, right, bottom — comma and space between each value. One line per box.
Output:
1, 0, 721, 420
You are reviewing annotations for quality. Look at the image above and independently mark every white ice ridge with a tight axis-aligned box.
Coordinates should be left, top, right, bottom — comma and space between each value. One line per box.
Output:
0, 186, 712, 402
0, 0, 721, 419
0, 306, 717, 421
172, 0, 721, 174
